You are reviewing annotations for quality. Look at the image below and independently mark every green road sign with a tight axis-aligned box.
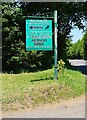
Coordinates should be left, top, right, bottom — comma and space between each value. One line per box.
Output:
26, 19, 53, 50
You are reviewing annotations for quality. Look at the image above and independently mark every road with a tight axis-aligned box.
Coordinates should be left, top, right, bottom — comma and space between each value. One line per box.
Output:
2, 59, 86, 118
69, 59, 87, 75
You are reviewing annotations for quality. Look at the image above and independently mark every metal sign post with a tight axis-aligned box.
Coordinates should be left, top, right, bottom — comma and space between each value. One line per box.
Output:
54, 10, 58, 80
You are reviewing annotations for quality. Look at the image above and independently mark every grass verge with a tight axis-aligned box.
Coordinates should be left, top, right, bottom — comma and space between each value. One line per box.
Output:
1, 68, 85, 111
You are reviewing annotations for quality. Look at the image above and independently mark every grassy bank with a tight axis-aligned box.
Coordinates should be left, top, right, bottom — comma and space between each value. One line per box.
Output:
1, 68, 85, 111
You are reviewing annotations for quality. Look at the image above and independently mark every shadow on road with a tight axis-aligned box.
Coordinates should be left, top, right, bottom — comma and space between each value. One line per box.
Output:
72, 65, 87, 75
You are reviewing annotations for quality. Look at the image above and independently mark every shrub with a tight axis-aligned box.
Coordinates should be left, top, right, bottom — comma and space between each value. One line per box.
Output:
58, 59, 65, 74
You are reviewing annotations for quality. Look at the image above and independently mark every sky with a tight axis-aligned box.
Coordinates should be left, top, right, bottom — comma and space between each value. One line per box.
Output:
70, 21, 86, 43
70, 28, 84, 43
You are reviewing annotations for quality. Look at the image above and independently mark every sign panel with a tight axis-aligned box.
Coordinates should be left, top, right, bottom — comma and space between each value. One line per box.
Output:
26, 19, 53, 50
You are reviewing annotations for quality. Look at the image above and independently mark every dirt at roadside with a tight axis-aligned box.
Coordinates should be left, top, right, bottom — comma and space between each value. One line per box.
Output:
3, 94, 85, 117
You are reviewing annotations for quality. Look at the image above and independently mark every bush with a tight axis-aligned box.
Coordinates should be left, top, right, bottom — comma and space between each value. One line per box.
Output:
58, 59, 65, 74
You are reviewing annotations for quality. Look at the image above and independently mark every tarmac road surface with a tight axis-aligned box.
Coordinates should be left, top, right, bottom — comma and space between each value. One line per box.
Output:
68, 59, 87, 75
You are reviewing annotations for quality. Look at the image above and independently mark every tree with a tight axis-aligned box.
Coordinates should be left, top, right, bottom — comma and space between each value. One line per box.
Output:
2, 2, 27, 72
68, 37, 84, 59
66, 38, 73, 59
2, 2, 87, 72
19, 2, 87, 61
84, 31, 87, 60
2, 2, 53, 73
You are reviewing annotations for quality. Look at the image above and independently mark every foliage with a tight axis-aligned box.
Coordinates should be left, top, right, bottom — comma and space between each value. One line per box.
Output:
84, 31, 87, 60
67, 33, 84, 59
58, 59, 65, 74
66, 38, 73, 58
2, 2, 26, 72
2, 2, 53, 73
2, 2, 87, 73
